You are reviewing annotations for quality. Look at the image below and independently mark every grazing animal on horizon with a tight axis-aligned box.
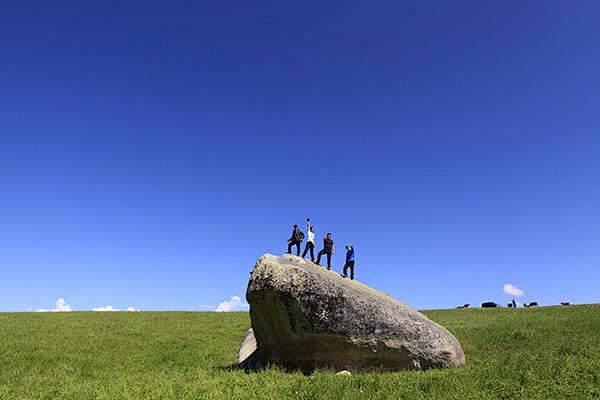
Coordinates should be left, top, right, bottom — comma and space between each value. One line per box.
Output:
561, 301, 571, 306
456, 303, 471, 309
481, 302, 500, 308
507, 303, 513, 308
524, 301, 539, 307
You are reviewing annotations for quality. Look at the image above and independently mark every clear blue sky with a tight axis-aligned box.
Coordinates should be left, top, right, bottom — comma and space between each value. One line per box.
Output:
2, 1, 599, 311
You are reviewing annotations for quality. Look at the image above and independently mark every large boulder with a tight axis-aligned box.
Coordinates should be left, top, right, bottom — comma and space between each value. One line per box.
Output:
241, 254, 465, 372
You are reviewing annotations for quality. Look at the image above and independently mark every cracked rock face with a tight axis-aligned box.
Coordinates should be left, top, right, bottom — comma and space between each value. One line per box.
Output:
242, 254, 465, 372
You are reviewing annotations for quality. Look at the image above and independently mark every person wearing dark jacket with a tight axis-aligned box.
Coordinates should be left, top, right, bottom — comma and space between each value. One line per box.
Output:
316, 233, 334, 270
286, 224, 302, 256
341, 245, 355, 280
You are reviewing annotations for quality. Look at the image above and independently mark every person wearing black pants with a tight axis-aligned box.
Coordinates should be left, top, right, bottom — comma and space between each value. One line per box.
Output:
342, 244, 355, 280
286, 224, 302, 256
316, 233, 334, 270
302, 218, 315, 262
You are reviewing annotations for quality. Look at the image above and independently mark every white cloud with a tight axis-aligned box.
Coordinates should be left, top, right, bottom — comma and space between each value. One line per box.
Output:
36, 298, 72, 312
92, 305, 119, 312
503, 283, 525, 297
34, 299, 137, 312
215, 296, 249, 312
92, 305, 138, 312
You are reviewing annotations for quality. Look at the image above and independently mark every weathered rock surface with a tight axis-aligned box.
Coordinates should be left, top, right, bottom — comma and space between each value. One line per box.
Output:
236, 328, 262, 370
336, 370, 352, 376
242, 254, 465, 371
237, 328, 257, 364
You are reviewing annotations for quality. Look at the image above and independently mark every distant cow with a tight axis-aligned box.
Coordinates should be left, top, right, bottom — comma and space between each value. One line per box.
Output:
507, 303, 513, 308
561, 301, 571, 306
456, 303, 471, 309
481, 301, 500, 308
524, 302, 539, 308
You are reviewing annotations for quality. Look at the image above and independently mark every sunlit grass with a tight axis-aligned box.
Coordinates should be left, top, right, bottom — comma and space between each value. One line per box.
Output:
1, 305, 599, 399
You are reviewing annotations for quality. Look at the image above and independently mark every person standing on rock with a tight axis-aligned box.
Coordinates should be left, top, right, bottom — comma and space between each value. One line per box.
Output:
301, 218, 316, 262
286, 224, 303, 256
316, 233, 334, 270
341, 244, 355, 280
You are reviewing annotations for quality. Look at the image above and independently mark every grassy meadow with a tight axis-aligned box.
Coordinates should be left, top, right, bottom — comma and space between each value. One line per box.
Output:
1, 305, 599, 399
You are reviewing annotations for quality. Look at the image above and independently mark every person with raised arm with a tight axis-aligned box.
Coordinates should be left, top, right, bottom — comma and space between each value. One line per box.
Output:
341, 244, 355, 280
301, 217, 316, 262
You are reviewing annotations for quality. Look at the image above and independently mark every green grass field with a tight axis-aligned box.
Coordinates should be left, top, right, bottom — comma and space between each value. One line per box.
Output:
1, 305, 599, 399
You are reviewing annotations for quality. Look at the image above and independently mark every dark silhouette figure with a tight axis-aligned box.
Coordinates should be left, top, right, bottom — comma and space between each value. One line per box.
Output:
481, 301, 500, 308
301, 218, 315, 262
286, 224, 303, 256
316, 233, 334, 270
341, 245, 355, 280
512, 299, 517, 308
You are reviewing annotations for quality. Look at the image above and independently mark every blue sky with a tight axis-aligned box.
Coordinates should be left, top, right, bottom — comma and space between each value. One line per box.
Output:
1, 1, 599, 311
